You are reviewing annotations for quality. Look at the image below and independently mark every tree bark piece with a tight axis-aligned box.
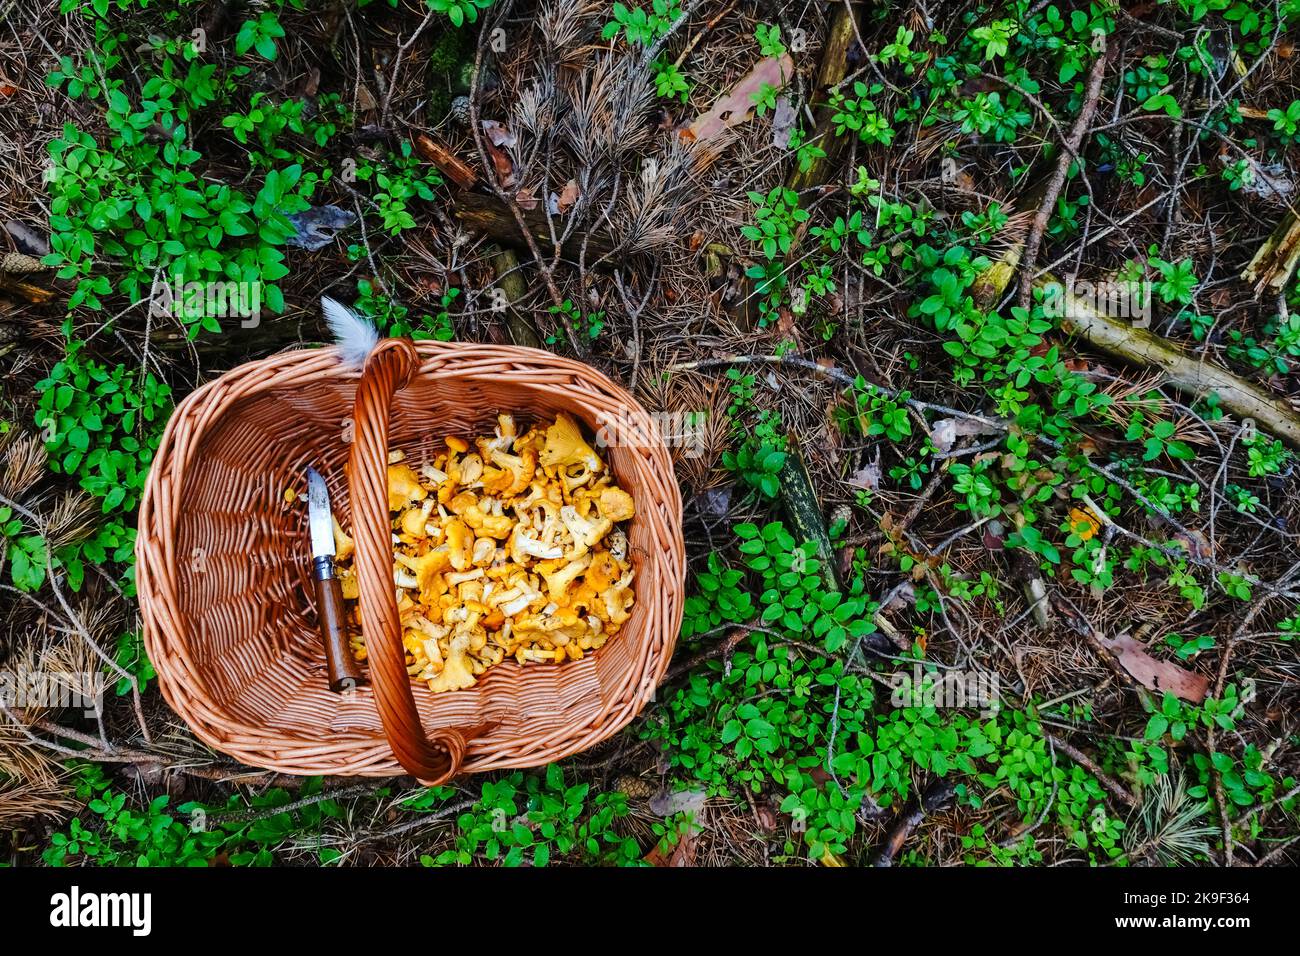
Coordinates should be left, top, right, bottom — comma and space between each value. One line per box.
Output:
453, 192, 618, 262
786, 6, 858, 194
413, 134, 478, 190
489, 246, 541, 349
1242, 211, 1300, 296
778, 437, 841, 593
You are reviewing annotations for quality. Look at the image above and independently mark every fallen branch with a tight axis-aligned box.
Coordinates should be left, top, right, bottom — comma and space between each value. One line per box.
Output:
1043, 731, 1139, 811
453, 191, 618, 261
1015, 48, 1108, 310
786, 5, 858, 194
1044, 273, 1300, 448
871, 778, 955, 866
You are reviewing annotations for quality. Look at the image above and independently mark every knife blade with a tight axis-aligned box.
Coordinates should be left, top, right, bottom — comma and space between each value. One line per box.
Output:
306, 466, 336, 559
304, 466, 364, 692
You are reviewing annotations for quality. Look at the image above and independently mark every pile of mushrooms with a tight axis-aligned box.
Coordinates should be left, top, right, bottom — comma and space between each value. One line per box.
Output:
333, 413, 636, 694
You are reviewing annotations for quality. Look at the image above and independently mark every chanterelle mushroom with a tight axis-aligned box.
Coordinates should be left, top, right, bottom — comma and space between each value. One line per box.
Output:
336, 413, 636, 693
429, 632, 475, 692
539, 413, 602, 482
387, 463, 427, 512
560, 505, 612, 559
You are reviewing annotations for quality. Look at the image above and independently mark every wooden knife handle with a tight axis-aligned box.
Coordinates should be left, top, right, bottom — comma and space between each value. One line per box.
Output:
313, 557, 364, 692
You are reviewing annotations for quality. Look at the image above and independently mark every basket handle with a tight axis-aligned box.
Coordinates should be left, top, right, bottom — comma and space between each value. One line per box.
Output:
347, 338, 476, 784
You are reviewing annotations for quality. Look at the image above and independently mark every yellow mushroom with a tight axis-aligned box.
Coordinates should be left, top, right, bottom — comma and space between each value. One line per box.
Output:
538, 413, 602, 490
597, 486, 635, 522
464, 502, 513, 539
395, 548, 451, 599
429, 632, 476, 692
599, 569, 636, 627
400, 499, 434, 537
508, 523, 564, 563
559, 505, 612, 559
483, 446, 538, 497
539, 553, 592, 603
332, 517, 354, 563
444, 518, 473, 571
388, 463, 427, 511
585, 551, 621, 592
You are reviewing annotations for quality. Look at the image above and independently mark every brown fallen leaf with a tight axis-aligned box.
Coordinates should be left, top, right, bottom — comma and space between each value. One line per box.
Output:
683, 53, 795, 145
514, 186, 539, 211
642, 810, 702, 867
480, 120, 516, 187
1098, 632, 1209, 703
355, 83, 377, 113
555, 178, 580, 214
482, 119, 516, 147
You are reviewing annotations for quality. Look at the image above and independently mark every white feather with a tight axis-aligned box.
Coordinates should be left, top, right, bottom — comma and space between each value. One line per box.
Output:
322, 296, 379, 368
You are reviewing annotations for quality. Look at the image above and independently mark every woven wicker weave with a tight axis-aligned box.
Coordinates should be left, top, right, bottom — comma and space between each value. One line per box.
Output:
136, 340, 684, 784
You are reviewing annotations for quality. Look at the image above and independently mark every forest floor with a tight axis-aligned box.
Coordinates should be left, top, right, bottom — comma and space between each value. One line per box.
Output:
2, 0, 1300, 867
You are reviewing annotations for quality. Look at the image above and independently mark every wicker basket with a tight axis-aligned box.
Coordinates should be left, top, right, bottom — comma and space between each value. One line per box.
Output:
136, 338, 684, 784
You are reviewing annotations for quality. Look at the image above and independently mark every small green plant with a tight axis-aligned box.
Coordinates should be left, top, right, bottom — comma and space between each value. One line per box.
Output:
877, 25, 926, 74
651, 58, 690, 103
754, 22, 786, 58
353, 280, 457, 341
427, 0, 495, 28
1244, 432, 1289, 477
601, 0, 681, 46
422, 766, 639, 866
0, 507, 48, 592
970, 18, 1017, 60
1267, 99, 1300, 144
949, 460, 1001, 516
833, 376, 912, 443
742, 187, 808, 260
113, 630, 156, 695
35, 343, 172, 516
546, 298, 605, 343
1222, 158, 1256, 191
355, 143, 442, 235
1148, 250, 1198, 305
828, 81, 896, 145
235, 10, 286, 60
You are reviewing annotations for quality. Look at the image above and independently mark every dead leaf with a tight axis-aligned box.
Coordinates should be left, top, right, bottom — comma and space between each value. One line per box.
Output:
648, 788, 708, 818
300, 68, 321, 98
771, 94, 797, 149
556, 178, 580, 214
848, 455, 882, 491
1099, 632, 1209, 703
928, 416, 1004, 455
643, 826, 699, 867
355, 83, 377, 113
514, 186, 539, 211
486, 143, 515, 188
482, 119, 516, 148
880, 581, 915, 613
683, 54, 795, 145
